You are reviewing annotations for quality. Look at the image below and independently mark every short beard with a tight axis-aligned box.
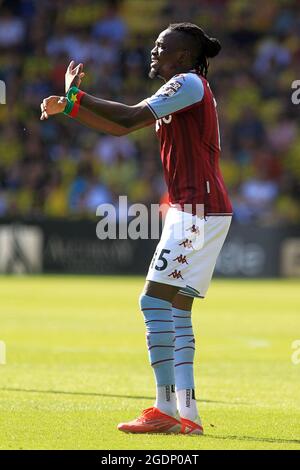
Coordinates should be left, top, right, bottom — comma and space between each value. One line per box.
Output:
148, 68, 158, 79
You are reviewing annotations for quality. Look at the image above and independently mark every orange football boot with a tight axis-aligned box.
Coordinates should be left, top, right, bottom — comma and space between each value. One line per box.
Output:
117, 407, 181, 434
181, 416, 204, 435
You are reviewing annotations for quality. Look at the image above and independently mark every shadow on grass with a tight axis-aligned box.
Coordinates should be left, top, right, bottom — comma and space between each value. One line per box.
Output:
1, 387, 299, 446
0, 387, 247, 406
205, 433, 300, 446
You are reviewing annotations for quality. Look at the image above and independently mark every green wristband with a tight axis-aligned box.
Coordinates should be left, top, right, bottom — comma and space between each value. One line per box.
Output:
63, 98, 74, 115
67, 86, 80, 101
63, 86, 80, 115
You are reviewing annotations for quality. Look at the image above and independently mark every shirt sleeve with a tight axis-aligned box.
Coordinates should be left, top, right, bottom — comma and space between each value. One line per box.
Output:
144, 73, 204, 120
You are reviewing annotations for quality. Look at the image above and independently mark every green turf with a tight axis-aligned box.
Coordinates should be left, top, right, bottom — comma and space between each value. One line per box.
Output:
0, 276, 299, 450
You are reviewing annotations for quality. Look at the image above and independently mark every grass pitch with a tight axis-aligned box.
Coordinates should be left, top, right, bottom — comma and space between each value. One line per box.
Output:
0, 276, 299, 450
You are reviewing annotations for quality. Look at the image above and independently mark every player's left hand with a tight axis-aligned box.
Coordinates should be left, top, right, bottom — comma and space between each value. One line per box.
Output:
40, 96, 67, 120
65, 60, 85, 93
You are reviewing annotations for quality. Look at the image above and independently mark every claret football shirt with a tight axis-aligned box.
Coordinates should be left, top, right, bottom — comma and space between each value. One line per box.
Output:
145, 72, 232, 216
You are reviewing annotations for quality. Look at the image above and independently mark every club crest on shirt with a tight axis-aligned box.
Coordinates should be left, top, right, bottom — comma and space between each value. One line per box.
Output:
158, 80, 182, 98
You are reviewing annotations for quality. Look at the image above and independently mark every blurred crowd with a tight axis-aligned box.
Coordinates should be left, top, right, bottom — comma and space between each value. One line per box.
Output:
0, 0, 299, 225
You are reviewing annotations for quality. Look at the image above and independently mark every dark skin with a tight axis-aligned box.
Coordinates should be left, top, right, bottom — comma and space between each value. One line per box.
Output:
40, 28, 197, 310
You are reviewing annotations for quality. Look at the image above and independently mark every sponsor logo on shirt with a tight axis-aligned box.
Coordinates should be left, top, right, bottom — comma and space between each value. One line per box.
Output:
158, 80, 182, 98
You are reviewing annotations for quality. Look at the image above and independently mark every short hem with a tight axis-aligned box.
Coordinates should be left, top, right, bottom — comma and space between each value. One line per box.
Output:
146, 278, 205, 299
146, 277, 183, 290
178, 290, 205, 299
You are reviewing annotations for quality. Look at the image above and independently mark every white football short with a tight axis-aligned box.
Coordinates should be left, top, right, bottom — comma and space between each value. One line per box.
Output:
146, 208, 232, 298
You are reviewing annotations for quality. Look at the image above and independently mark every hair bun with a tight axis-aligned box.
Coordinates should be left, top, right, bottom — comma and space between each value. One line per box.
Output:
205, 37, 221, 58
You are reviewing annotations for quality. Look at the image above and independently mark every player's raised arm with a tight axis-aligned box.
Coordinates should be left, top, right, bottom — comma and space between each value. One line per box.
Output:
40, 83, 155, 136
82, 90, 155, 127
40, 94, 153, 136
40, 59, 155, 135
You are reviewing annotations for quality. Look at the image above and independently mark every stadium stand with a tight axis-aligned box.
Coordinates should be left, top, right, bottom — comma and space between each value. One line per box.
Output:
0, 0, 299, 225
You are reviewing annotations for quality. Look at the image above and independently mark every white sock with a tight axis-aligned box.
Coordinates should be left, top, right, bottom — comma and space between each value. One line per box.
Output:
154, 385, 177, 417
176, 388, 199, 421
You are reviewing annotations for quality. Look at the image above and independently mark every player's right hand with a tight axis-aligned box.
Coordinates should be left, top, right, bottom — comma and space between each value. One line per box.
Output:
40, 96, 67, 120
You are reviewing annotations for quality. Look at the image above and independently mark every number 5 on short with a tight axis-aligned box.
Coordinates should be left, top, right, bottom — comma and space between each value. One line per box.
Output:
155, 249, 171, 271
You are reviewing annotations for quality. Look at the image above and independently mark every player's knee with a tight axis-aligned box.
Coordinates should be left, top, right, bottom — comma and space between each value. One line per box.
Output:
139, 292, 172, 312
139, 293, 155, 321
139, 293, 174, 337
